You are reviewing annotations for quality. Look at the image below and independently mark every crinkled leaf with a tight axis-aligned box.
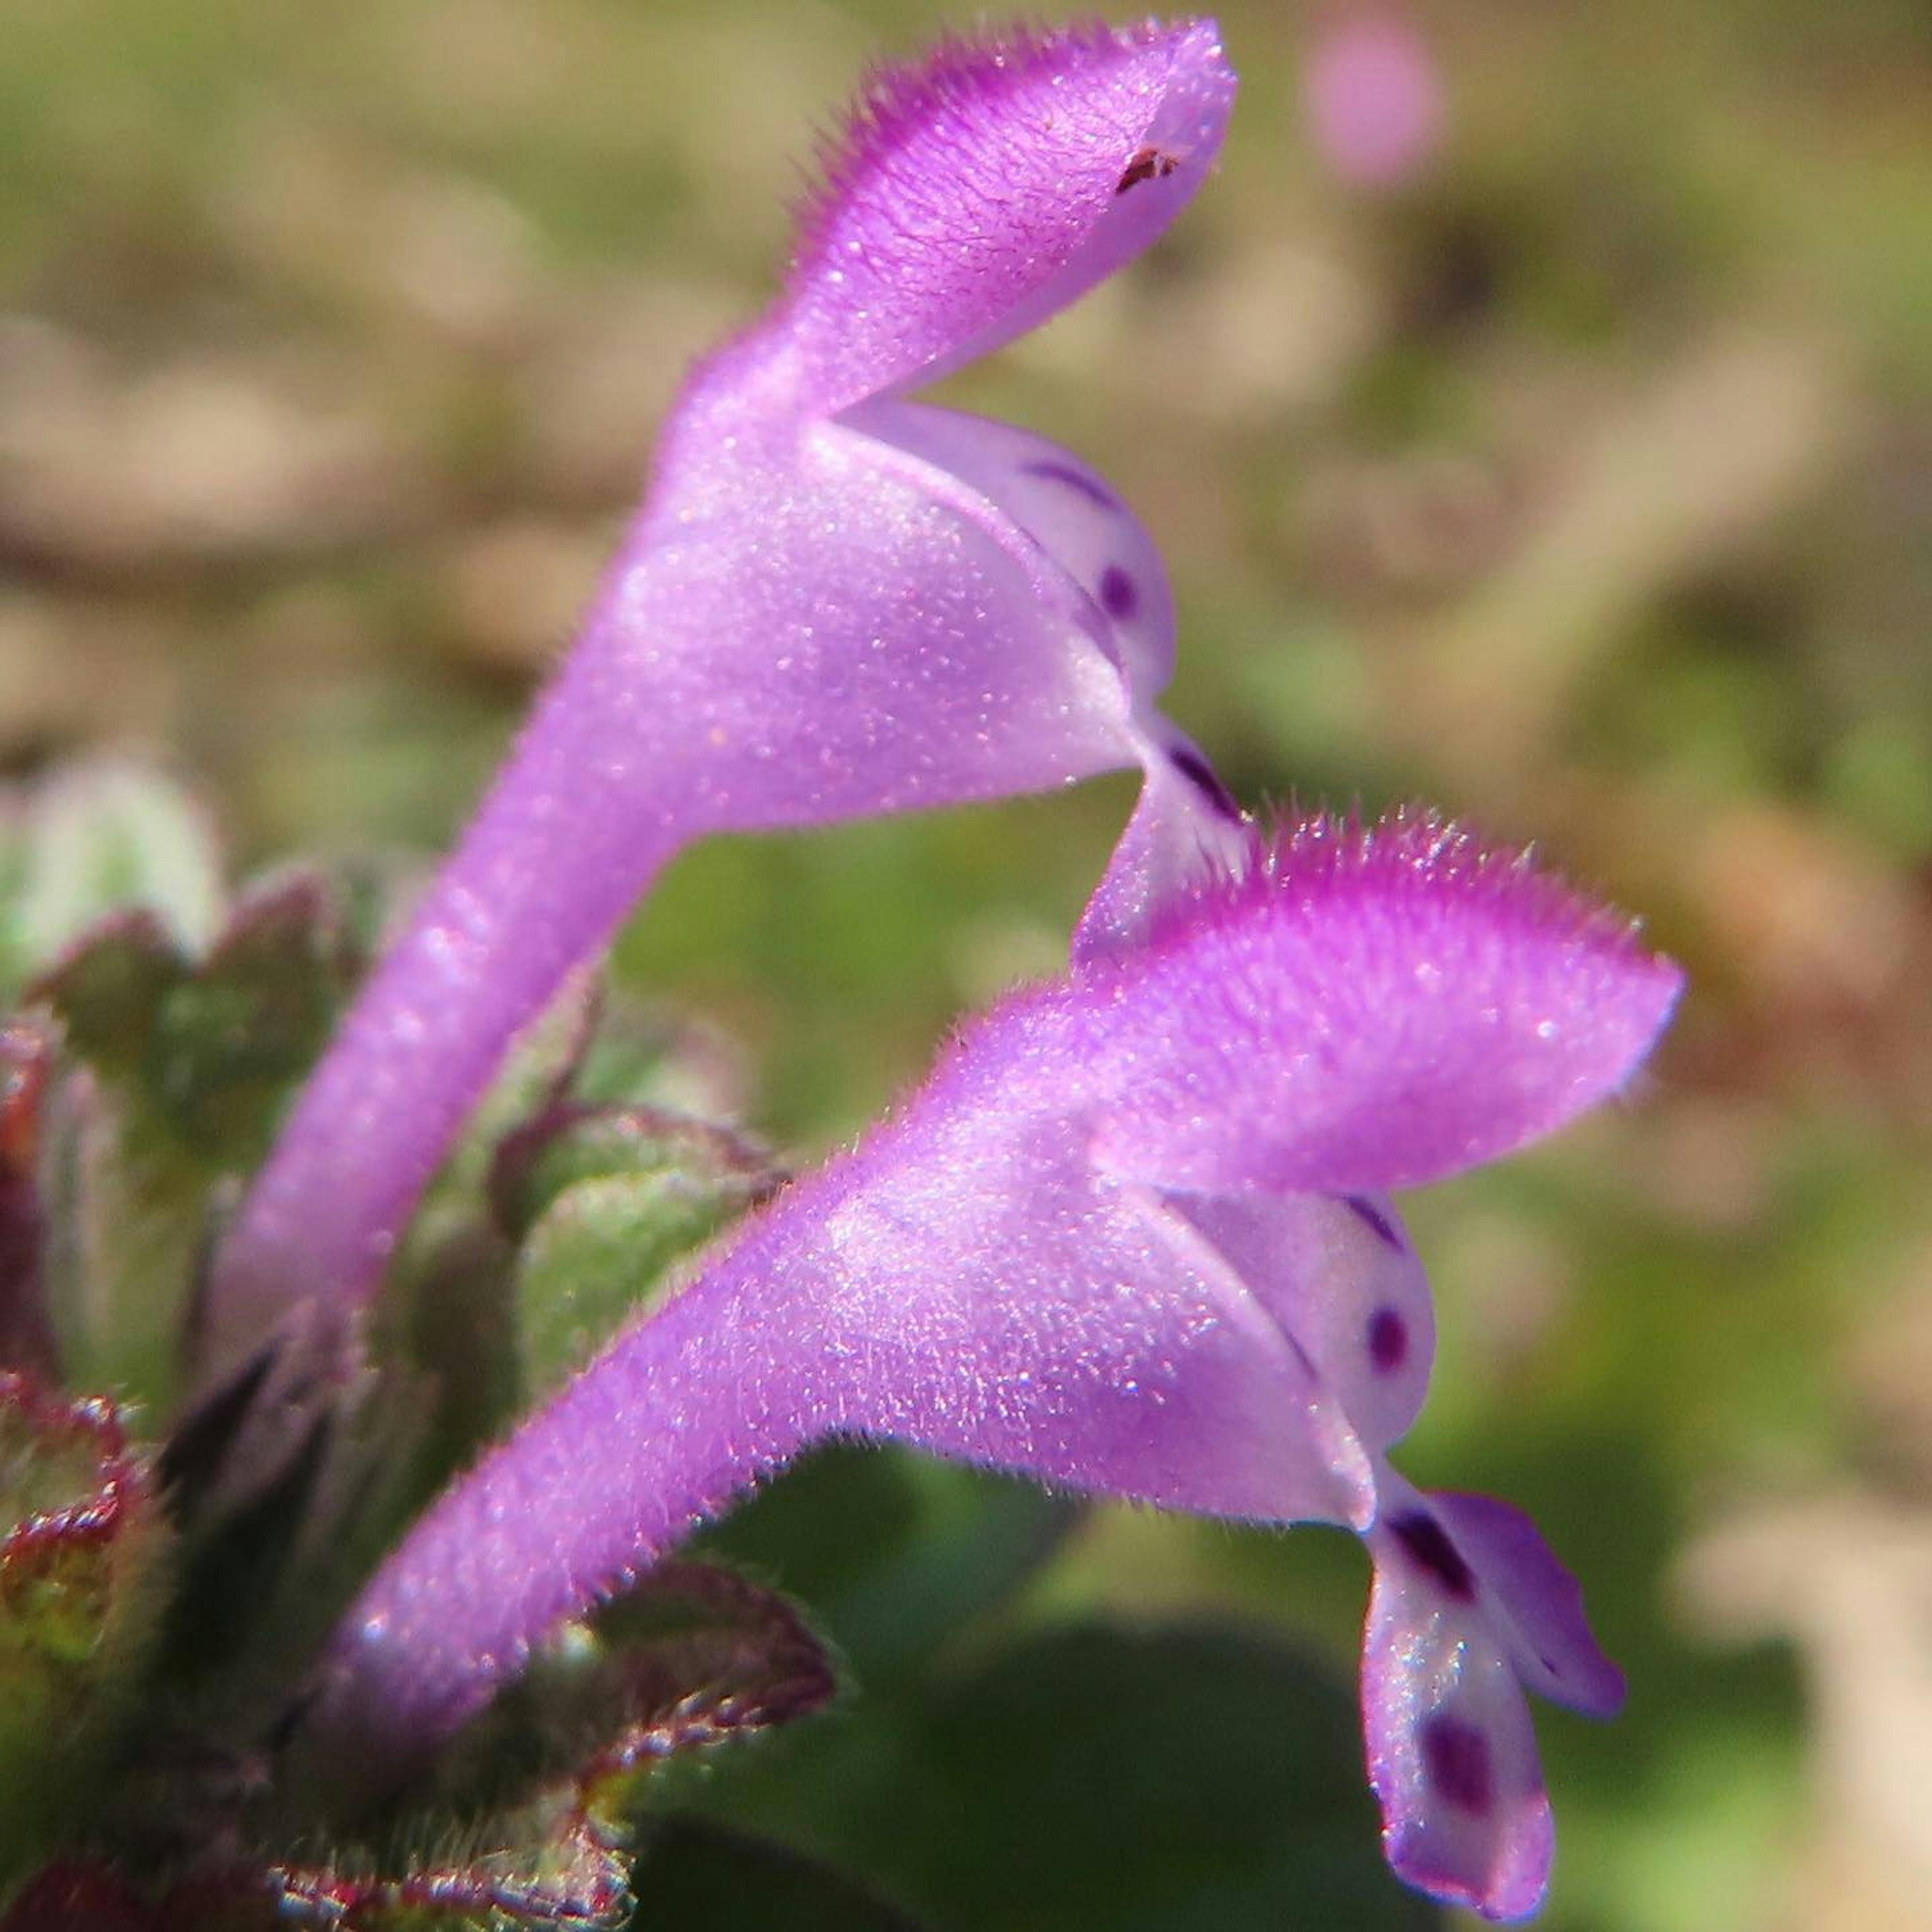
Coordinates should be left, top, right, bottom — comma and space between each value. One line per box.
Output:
389, 1561, 836, 1838
263, 1567, 832, 1932
30, 873, 361, 1407
0, 1023, 57, 1379
382, 976, 602, 1429
265, 1828, 630, 1931
143, 871, 361, 1165
400, 1098, 775, 1476
32, 911, 191, 1084
6, 762, 224, 995
656, 1619, 1441, 1932
580, 1561, 838, 1813
0, 1375, 168, 1886
493, 1103, 778, 1388
34, 1057, 210, 1412
5, 1854, 626, 1932
30, 923, 210, 1407
37, 872, 359, 1168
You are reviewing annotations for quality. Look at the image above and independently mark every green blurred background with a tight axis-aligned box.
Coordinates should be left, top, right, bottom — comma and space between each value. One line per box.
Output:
3, 1, 1929, 1926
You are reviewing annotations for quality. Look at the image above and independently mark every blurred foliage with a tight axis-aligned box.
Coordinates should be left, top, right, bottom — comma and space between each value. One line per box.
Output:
2, 0, 1930, 1927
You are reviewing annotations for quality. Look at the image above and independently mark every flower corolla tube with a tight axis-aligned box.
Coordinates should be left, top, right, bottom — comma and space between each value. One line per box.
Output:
297, 811, 1682, 1921
205, 20, 1243, 1367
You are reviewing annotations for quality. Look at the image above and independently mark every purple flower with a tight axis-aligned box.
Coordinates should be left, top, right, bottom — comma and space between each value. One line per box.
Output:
295, 811, 1680, 1917
203, 20, 1241, 1372
1303, 12, 1445, 190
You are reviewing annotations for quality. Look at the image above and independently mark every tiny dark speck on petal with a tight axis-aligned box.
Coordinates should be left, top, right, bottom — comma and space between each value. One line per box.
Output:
1098, 564, 1139, 621
1116, 146, 1180, 194
1367, 1307, 1408, 1374
1389, 1510, 1476, 1600
1421, 1716, 1494, 1816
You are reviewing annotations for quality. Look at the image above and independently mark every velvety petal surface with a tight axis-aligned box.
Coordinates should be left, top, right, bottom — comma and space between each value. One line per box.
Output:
780, 19, 1237, 414
212, 410, 1166, 1348
1091, 812, 1684, 1197
207, 22, 1233, 1363
297, 1107, 1376, 1797
845, 399, 1179, 699
294, 806, 1668, 1897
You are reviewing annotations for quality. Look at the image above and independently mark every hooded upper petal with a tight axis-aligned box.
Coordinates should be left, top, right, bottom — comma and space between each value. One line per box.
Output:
1089, 811, 1684, 1197
776, 19, 1237, 415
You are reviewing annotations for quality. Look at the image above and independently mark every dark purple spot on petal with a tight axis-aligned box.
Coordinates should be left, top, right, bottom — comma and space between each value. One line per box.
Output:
1390, 1510, 1476, 1601
1020, 460, 1115, 509
1367, 1307, 1408, 1374
1421, 1716, 1494, 1816
1098, 564, 1139, 621
1344, 1194, 1405, 1250
1168, 746, 1242, 822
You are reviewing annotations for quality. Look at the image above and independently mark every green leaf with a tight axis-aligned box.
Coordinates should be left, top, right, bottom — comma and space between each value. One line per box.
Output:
5, 762, 224, 998
28, 870, 362, 1406
496, 1103, 778, 1388
31, 912, 190, 1083
0, 1022, 57, 1380
633, 1817, 933, 1931
268, 1567, 836, 1932
143, 869, 360, 1164
381, 1560, 837, 1839
0, 1376, 169, 1890
655, 1620, 1441, 1932
33, 1056, 209, 1412
695, 1443, 1080, 1685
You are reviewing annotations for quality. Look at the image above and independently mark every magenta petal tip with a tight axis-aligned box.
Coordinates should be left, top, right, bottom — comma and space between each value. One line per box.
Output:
784, 17, 1237, 409
1095, 808, 1685, 1199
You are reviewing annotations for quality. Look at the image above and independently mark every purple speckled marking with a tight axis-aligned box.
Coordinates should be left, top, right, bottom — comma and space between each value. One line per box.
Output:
1021, 459, 1116, 508
1344, 1194, 1404, 1250
1420, 1716, 1495, 1816
1367, 1306, 1408, 1374
1390, 1509, 1476, 1601
1098, 564, 1139, 621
